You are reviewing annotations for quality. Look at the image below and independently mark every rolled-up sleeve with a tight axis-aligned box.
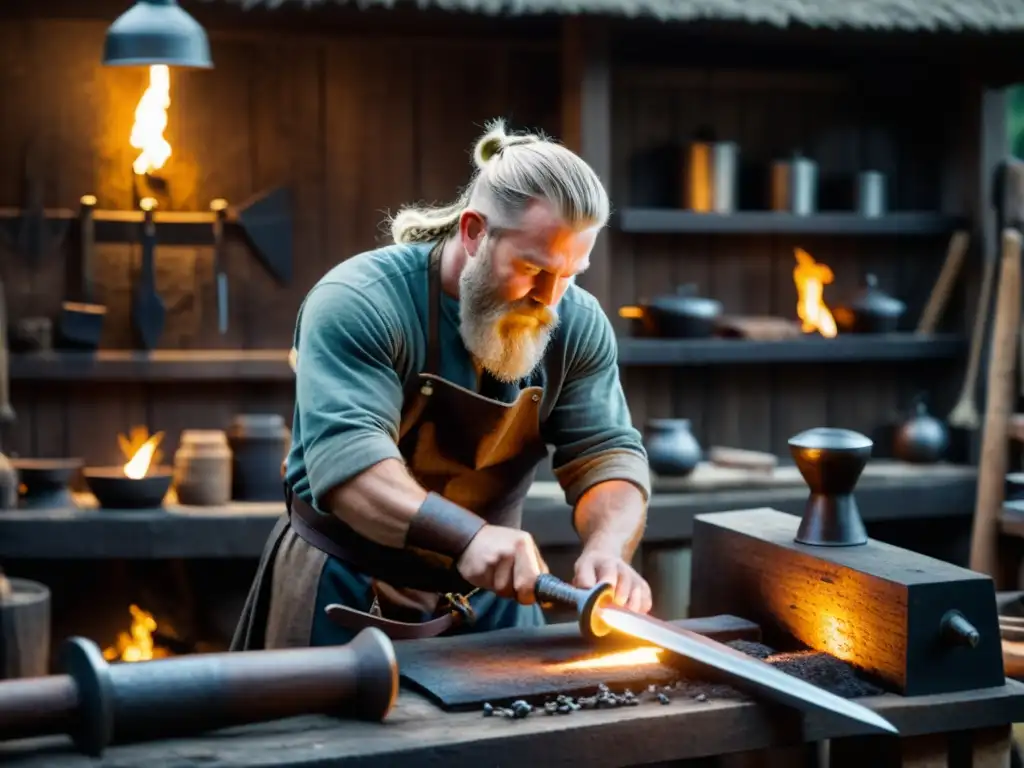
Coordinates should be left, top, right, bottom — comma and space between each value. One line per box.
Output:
294, 282, 406, 507
542, 306, 651, 507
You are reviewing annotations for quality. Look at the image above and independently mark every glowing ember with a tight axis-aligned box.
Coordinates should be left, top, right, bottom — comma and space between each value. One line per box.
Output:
118, 426, 165, 479
130, 65, 172, 176
103, 604, 170, 663
551, 647, 663, 671
817, 613, 856, 661
793, 248, 837, 338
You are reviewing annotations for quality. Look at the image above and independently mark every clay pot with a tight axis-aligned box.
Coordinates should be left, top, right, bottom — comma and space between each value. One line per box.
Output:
644, 419, 702, 477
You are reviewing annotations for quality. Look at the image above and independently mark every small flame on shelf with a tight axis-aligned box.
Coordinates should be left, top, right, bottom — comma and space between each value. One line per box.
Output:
793, 248, 837, 338
130, 65, 172, 176
550, 647, 663, 671
118, 426, 165, 479
103, 604, 170, 663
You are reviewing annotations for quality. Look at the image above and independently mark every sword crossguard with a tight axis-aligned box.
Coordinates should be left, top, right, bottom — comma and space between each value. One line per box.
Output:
534, 574, 614, 640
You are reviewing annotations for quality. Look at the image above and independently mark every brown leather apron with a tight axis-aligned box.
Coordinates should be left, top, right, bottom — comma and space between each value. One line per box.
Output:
231, 242, 550, 650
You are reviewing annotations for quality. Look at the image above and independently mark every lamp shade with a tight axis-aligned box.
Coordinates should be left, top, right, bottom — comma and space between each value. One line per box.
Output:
103, 0, 213, 68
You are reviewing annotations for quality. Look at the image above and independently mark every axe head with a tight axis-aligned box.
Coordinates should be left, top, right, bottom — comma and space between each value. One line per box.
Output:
996, 158, 1024, 230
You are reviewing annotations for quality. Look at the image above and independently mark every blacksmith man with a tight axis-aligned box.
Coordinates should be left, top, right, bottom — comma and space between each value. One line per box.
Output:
232, 119, 653, 649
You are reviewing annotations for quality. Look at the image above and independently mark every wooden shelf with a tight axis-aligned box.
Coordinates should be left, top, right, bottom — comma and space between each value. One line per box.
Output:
0, 463, 976, 559
8, 350, 294, 382
616, 333, 966, 366
8, 336, 965, 381
615, 209, 967, 236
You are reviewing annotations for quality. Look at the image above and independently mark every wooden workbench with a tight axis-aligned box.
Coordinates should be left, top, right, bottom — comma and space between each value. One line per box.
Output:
1, 678, 1021, 767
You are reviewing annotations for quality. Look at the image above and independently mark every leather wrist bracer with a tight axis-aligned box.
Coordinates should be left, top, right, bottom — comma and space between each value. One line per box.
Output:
405, 492, 487, 560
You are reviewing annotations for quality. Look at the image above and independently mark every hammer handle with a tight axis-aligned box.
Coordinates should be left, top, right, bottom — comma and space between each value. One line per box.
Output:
970, 229, 1023, 577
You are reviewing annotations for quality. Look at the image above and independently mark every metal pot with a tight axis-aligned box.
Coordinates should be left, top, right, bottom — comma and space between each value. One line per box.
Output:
619, 284, 723, 338
835, 273, 906, 334
893, 395, 949, 464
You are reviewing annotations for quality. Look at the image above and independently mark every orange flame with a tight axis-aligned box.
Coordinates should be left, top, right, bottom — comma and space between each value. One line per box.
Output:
793, 248, 837, 338
130, 65, 172, 176
103, 604, 170, 663
118, 426, 164, 479
550, 647, 663, 671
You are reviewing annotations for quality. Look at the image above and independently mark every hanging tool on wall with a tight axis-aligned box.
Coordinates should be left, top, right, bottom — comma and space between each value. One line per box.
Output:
2, 142, 70, 268
970, 158, 1024, 578
210, 198, 229, 334
57, 196, 108, 350
131, 198, 166, 351
235, 187, 292, 284
915, 230, 971, 335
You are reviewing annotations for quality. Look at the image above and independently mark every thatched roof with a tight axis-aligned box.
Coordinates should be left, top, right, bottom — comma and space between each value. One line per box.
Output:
219, 0, 1024, 33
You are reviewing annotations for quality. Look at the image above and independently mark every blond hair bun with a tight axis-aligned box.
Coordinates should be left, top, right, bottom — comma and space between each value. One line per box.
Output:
474, 120, 508, 168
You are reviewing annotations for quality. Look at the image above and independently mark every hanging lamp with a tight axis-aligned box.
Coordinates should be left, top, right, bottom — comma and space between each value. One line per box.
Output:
103, 0, 213, 68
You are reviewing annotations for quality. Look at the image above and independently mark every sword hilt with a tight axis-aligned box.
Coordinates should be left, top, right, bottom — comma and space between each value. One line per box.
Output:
534, 574, 613, 640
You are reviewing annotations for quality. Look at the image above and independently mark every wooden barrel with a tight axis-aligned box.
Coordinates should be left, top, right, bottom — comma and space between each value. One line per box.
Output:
174, 430, 233, 506
0, 576, 51, 678
227, 414, 291, 502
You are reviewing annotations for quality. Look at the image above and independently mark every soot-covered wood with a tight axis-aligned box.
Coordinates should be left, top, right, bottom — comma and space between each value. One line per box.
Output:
394, 614, 760, 710
689, 508, 1006, 696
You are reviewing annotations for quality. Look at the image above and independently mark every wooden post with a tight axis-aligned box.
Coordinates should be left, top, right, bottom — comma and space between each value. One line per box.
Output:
969, 87, 1009, 468
561, 15, 612, 313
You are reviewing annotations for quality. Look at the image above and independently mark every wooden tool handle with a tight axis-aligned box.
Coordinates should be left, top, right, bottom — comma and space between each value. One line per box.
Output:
949, 254, 998, 422
708, 446, 778, 473
916, 230, 970, 334
970, 229, 1023, 577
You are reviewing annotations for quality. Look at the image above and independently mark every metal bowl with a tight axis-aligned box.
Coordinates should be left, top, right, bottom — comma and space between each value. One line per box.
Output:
83, 466, 173, 510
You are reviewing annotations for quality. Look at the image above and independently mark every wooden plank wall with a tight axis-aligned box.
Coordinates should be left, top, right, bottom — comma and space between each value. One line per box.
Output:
0, 7, 972, 473
610, 68, 967, 456
0, 15, 560, 471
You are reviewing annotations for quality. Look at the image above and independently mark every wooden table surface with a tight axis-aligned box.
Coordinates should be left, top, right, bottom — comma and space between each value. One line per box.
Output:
1, 679, 1022, 768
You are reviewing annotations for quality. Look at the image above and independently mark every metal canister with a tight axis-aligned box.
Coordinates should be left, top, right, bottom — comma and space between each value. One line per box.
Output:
683, 141, 739, 214
771, 155, 818, 216
856, 171, 887, 218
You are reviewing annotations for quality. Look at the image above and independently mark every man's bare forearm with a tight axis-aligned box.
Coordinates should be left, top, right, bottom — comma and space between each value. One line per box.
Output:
323, 458, 429, 548
573, 480, 647, 560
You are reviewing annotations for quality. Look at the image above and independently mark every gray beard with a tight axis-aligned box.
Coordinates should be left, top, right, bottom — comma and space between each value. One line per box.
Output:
458, 250, 558, 383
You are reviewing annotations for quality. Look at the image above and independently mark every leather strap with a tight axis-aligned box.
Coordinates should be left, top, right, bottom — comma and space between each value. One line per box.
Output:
324, 602, 459, 640
426, 241, 442, 376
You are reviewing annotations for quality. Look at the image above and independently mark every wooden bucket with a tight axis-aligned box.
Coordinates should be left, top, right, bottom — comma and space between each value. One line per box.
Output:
0, 576, 51, 678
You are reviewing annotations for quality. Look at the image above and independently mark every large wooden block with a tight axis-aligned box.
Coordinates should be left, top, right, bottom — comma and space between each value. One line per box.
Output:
689, 508, 1005, 696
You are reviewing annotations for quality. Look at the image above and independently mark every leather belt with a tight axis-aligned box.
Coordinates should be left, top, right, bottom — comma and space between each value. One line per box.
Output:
284, 485, 480, 641
324, 590, 478, 641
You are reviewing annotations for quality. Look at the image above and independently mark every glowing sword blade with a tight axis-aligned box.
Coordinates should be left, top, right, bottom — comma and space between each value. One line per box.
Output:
534, 574, 898, 736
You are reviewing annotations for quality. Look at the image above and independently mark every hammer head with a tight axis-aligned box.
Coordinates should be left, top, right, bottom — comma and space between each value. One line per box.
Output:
996, 158, 1024, 229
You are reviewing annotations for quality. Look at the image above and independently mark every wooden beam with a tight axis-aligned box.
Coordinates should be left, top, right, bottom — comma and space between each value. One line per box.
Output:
561, 15, 612, 312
